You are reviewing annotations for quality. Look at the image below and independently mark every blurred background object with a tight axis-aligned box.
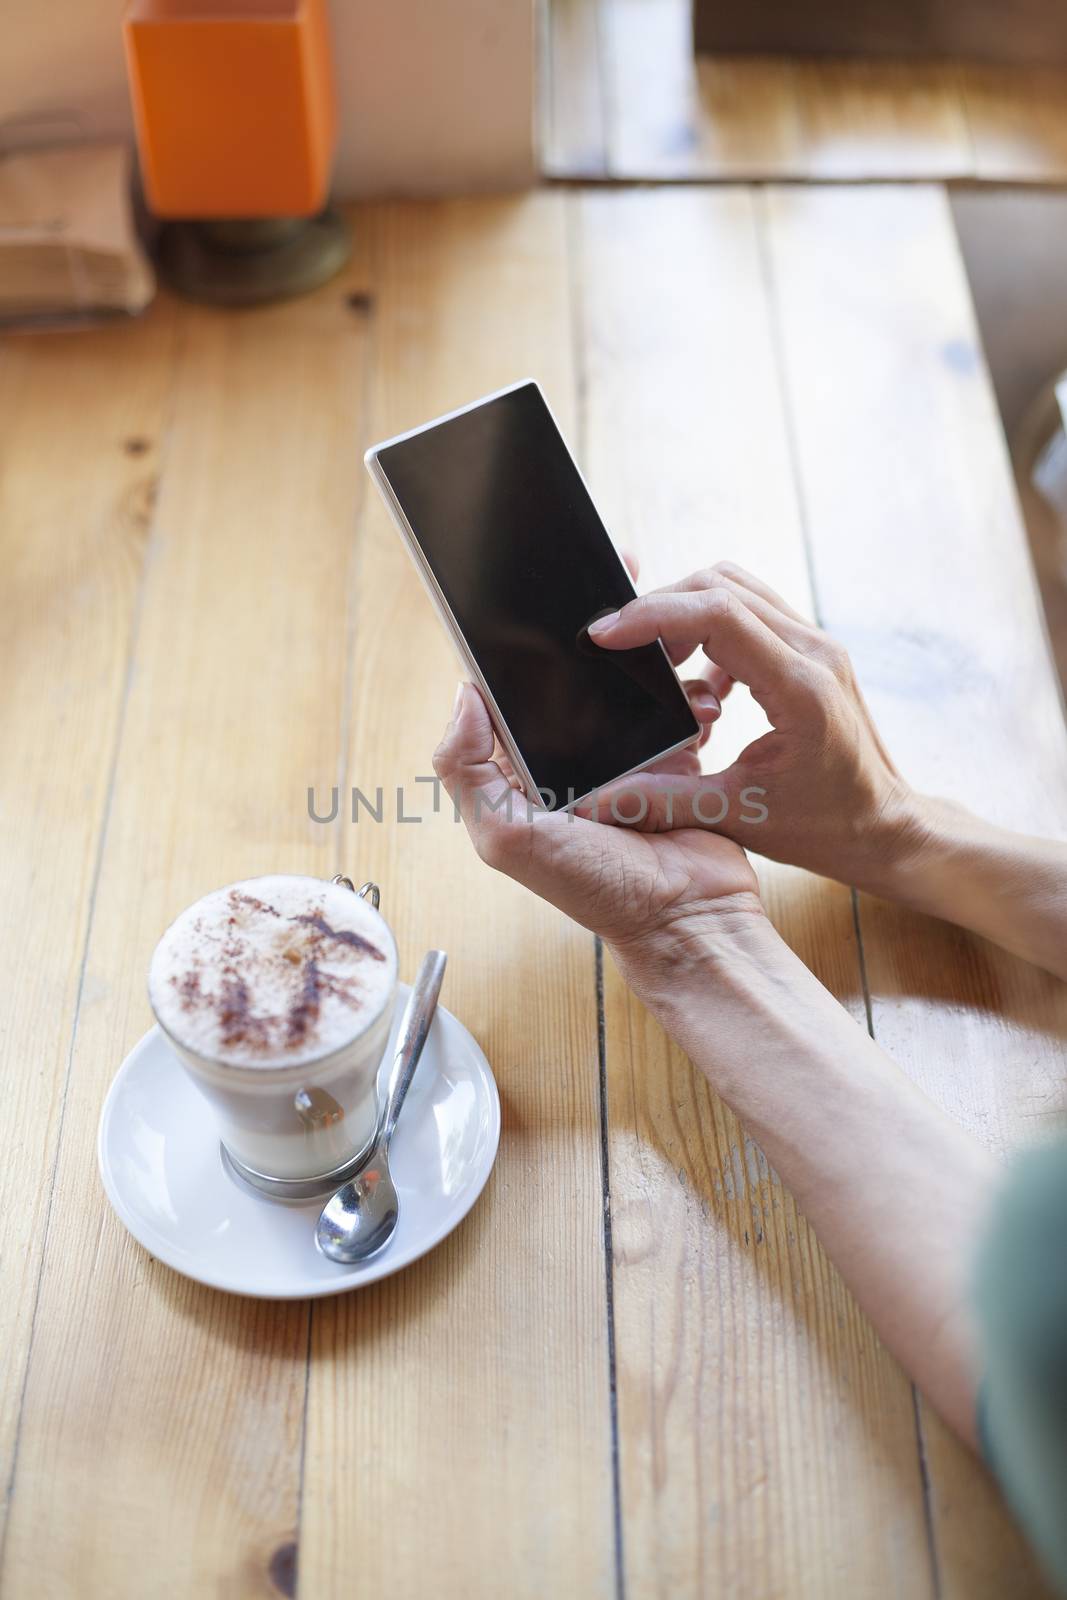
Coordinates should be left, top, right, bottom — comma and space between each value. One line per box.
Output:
0, 135, 153, 327
952, 189, 1067, 707
124, 0, 336, 219
1, 1, 538, 200
123, 0, 348, 304
1013, 372, 1067, 699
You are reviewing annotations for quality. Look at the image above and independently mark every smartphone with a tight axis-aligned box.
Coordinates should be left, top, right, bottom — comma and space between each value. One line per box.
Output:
364, 379, 699, 811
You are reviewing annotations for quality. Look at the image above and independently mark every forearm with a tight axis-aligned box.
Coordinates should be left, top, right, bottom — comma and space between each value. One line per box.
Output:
612, 905, 999, 1445
865, 795, 1067, 982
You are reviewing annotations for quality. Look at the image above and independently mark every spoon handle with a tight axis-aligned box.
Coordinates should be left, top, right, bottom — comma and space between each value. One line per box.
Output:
381, 950, 447, 1146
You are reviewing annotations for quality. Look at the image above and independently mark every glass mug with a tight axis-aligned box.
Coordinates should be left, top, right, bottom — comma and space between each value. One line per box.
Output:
148, 873, 398, 1199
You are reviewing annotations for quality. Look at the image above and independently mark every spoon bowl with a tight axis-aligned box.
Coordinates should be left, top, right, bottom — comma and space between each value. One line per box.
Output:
317, 1160, 399, 1260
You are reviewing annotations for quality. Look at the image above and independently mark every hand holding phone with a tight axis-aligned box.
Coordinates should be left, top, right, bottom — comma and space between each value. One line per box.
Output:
433, 678, 758, 952
364, 380, 699, 810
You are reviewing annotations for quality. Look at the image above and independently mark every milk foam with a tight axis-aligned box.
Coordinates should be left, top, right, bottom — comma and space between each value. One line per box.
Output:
149, 875, 397, 1067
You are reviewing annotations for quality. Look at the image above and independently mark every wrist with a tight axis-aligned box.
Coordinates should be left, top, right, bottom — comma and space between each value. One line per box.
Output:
606, 890, 873, 1111
855, 785, 953, 902
607, 891, 777, 1007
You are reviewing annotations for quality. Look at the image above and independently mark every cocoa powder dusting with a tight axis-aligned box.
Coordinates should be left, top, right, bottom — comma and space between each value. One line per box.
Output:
291, 912, 385, 960
175, 969, 202, 1010
286, 957, 323, 1047
160, 885, 385, 1059
284, 958, 367, 1047
216, 971, 271, 1050
230, 890, 281, 919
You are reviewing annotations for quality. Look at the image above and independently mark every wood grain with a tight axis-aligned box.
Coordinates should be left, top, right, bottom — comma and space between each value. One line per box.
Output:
0, 251, 376, 1596
0, 309, 175, 1542
577, 187, 937, 1598
297, 198, 616, 1599
960, 65, 1067, 182
692, 0, 1067, 67
763, 181, 1067, 1598
792, 60, 972, 180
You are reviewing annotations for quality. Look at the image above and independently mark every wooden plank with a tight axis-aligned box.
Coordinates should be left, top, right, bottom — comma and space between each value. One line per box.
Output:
298, 197, 616, 1599
763, 182, 1067, 1598
543, 0, 609, 175
599, 0, 973, 179
960, 65, 1067, 182
578, 188, 936, 1598
0, 308, 175, 1541
0, 249, 376, 1595
792, 61, 972, 180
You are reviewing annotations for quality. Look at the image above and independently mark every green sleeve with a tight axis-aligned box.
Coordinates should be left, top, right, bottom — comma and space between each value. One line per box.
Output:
973, 1139, 1067, 1594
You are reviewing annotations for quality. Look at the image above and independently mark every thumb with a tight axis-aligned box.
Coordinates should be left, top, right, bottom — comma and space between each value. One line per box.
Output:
576, 766, 759, 835
433, 682, 516, 835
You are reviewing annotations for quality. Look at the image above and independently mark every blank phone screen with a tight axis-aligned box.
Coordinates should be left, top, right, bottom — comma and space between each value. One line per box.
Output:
374, 382, 699, 807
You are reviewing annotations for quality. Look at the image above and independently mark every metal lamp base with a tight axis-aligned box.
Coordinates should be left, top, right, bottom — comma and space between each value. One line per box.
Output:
157, 210, 351, 306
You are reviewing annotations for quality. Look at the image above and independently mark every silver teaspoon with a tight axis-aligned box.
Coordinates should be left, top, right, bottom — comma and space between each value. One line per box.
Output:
316, 949, 447, 1264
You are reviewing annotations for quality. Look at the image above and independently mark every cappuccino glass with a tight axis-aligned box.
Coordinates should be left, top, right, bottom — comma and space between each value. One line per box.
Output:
148, 874, 398, 1192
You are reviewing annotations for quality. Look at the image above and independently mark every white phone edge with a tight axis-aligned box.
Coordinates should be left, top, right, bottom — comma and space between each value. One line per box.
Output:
363, 379, 701, 813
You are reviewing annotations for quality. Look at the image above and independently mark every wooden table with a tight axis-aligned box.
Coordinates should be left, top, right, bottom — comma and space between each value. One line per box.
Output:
3, 188, 1066, 1599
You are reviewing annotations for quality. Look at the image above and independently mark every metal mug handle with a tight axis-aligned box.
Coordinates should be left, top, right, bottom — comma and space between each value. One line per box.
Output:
331, 873, 380, 911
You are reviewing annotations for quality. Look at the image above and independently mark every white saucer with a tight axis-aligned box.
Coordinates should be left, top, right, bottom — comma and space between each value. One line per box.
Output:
98, 986, 501, 1298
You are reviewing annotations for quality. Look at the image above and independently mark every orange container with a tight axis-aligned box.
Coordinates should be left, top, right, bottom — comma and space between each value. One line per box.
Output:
123, 0, 337, 219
